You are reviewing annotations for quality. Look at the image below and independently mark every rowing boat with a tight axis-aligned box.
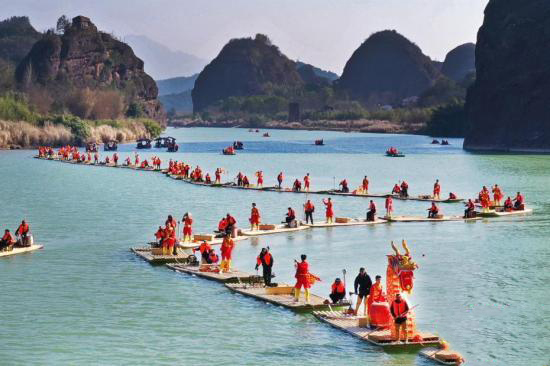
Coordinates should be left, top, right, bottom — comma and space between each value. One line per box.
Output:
476, 207, 533, 217
240, 224, 310, 236
166, 263, 253, 283
313, 310, 440, 350
386, 215, 481, 222
0, 244, 43, 258
303, 218, 387, 228
419, 347, 465, 365
225, 283, 350, 312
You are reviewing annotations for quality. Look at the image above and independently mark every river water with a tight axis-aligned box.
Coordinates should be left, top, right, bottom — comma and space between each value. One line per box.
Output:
0, 128, 548, 366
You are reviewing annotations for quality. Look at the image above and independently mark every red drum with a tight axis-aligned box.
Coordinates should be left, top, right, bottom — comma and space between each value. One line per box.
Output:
370, 302, 391, 328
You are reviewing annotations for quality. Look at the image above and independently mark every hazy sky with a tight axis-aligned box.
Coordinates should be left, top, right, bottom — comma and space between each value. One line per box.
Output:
1, 0, 489, 73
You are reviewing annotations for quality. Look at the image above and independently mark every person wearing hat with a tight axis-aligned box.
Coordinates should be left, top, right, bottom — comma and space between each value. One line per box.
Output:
329, 278, 346, 304
255, 247, 274, 286
354, 267, 372, 315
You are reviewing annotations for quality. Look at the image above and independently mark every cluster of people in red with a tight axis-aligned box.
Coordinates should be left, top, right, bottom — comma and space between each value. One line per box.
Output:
1, 220, 31, 251
386, 146, 400, 155
154, 215, 179, 255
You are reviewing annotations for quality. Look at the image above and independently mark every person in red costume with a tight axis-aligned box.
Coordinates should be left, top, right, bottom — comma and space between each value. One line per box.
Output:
182, 213, 193, 242
1, 229, 15, 251
367, 275, 385, 316
220, 233, 235, 272
215, 168, 222, 184
390, 293, 410, 343
250, 203, 261, 231
513, 191, 525, 210
329, 278, 346, 304
304, 173, 310, 192
362, 176, 369, 194
256, 171, 264, 187
294, 254, 311, 303
323, 198, 334, 224
433, 179, 441, 200
277, 172, 284, 189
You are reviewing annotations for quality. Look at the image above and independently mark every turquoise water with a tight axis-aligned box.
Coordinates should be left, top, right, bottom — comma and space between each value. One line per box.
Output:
0, 128, 548, 366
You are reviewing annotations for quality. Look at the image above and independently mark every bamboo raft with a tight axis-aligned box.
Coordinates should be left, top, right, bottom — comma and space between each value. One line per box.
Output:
178, 235, 249, 249
392, 195, 464, 203
303, 218, 387, 228
225, 283, 350, 312
0, 244, 43, 258
420, 347, 465, 365
240, 224, 310, 236
476, 207, 533, 217
130, 247, 194, 265
166, 263, 253, 283
385, 215, 481, 223
313, 310, 440, 350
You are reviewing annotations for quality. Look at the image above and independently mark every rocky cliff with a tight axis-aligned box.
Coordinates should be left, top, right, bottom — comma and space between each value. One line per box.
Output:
464, 0, 550, 151
0, 16, 41, 65
441, 43, 475, 82
16, 16, 164, 122
192, 34, 303, 112
337, 30, 440, 106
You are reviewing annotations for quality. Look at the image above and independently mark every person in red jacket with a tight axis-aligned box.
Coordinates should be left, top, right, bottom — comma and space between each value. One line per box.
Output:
400, 180, 409, 198
206, 249, 219, 265
255, 248, 274, 286
390, 293, 410, 342
294, 254, 311, 303
154, 226, 164, 246
277, 172, 284, 189
304, 200, 315, 224
182, 213, 193, 242
385, 196, 393, 218
513, 191, 525, 209
165, 229, 176, 256
256, 171, 264, 187
329, 278, 346, 304
193, 241, 212, 264
250, 203, 261, 231
433, 179, 441, 200
323, 198, 334, 224
1, 229, 15, 250
217, 217, 228, 233
15, 220, 29, 240
367, 200, 377, 221
362, 176, 369, 194
225, 213, 237, 236
427, 202, 439, 218
464, 199, 475, 218
304, 173, 310, 192
339, 179, 349, 193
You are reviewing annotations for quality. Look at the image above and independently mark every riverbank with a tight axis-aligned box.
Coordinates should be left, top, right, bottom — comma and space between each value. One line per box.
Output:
169, 117, 425, 134
0, 119, 161, 149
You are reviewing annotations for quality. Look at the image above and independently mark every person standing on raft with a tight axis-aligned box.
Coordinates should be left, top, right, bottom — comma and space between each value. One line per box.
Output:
323, 198, 334, 224
354, 267, 372, 315
492, 184, 503, 207
215, 168, 222, 184
367, 275, 385, 317
256, 171, 264, 188
250, 203, 261, 231
304, 200, 315, 224
277, 172, 284, 189
294, 254, 312, 303
255, 247, 274, 286
385, 195, 393, 218
391, 293, 410, 343
15, 220, 30, 244
367, 200, 377, 221
362, 176, 369, 194
433, 179, 442, 199
220, 233, 235, 272
182, 213, 193, 242
304, 173, 311, 192
400, 180, 409, 198
329, 278, 346, 304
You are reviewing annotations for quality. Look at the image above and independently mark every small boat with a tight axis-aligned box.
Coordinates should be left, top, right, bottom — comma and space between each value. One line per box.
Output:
233, 141, 244, 150
431, 139, 440, 144
263, 132, 270, 137
225, 283, 350, 313
314, 139, 324, 146
420, 347, 465, 365
386, 152, 405, 157
0, 244, 43, 258
441, 140, 450, 146
136, 138, 152, 149
103, 140, 118, 151
167, 138, 179, 152
85, 142, 98, 153
222, 147, 236, 155
166, 263, 253, 284
477, 207, 533, 217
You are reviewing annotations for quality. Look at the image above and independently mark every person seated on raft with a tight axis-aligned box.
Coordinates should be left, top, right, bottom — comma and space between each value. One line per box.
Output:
449, 192, 457, 200
504, 196, 513, 211
216, 217, 228, 236
400, 180, 409, 198
15, 220, 30, 246
513, 192, 525, 210
206, 249, 219, 265
339, 179, 349, 193
1, 229, 15, 251
292, 179, 302, 192
329, 278, 346, 304
242, 175, 250, 188
464, 199, 475, 218
366, 200, 377, 221
205, 173, 212, 184
285, 207, 297, 227
154, 226, 164, 247
193, 241, 212, 264
225, 213, 237, 236
392, 184, 401, 196
236, 172, 243, 186
427, 202, 439, 218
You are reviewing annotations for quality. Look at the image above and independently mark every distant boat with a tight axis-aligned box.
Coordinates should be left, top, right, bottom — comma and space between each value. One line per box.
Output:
263, 132, 270, 137
431, 139, 440, 144
315, 139, 324, 146
233, 141, 244, 150
136, 138, 152, 149
104, 140, 118, 151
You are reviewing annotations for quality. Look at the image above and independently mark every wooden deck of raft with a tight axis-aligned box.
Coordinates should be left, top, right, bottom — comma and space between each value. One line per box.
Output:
131, 247, 194, 265
240, 224, 310, 236
0, 244, 43, 258
386, 216, 481, 223
313, 310, 440, 350
225, 283, 349, 312
166, 263, 253, 283
304, 218, 387, 228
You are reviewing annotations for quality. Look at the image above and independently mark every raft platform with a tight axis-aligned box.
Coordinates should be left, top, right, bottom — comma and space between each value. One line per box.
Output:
130, 247, 194, 265
0, 244, 43, 258
477, 207, 533, 218
304, 218, 387, 228
178, 235, 248, 249
240, 224, 310, 236
392, 195, 464, 203
386, 215, 481, 223
420, 347, 465, 365
166, 263, 253, 283
313, 310, 440, 350
225, 283, 349, 312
